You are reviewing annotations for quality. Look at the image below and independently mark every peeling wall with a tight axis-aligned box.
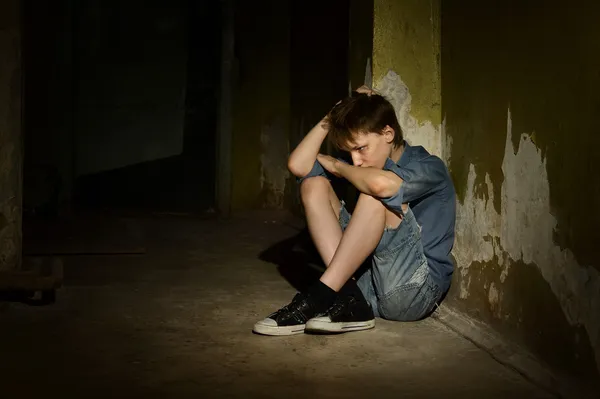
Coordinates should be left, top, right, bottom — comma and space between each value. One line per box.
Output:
376, 71, 445, 160
0, 0, 22, 272
373, 0, 441, 127
371, 0, 600, 385
231, 1, 290, 210
451, 111, 600, 380
372, 0, 443, 160
442, 0, 600, 384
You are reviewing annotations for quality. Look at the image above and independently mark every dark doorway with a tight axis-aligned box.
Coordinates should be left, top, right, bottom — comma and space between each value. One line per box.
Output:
22, 0, 221, 217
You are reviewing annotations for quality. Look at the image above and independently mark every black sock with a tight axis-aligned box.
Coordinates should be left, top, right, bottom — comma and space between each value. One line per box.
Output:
306, 280, 337, 312
340, 278, 365, 300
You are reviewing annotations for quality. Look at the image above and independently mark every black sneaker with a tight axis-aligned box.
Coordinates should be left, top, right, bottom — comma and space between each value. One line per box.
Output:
253, 293, 320, 336
305, 293, 375, 333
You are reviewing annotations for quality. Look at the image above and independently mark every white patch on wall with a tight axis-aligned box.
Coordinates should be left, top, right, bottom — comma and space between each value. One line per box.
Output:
441, 116, 452, 165
489, 282, 500, 314
375, 70, 443, 160
453, 108, 600, 371
454, 167, 502, 299
364, 57, 373, 89
260, 116, 290, 208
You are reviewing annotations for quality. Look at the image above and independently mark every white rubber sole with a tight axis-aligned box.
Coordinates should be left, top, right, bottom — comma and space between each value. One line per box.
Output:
305, 317, 375, 333
253, 320, 306, 336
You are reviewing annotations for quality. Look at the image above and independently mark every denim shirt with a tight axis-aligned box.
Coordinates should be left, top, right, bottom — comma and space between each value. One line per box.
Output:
299, 141, 456, 293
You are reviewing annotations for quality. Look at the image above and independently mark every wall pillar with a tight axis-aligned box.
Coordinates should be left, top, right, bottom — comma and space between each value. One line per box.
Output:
0, 0, 23, 272
372, 0, 443, 159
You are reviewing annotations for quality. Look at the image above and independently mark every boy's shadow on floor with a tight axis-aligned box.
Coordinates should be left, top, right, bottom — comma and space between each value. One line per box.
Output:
258, 227, 323, 292
259, 182, 368, 292
258, 226, 371, 293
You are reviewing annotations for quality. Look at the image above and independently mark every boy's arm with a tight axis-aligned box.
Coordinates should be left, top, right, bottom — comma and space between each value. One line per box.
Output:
289, 89, 371, 179
316, 154, 402, 197
317, 154, 449, 213
287, 117, 330, 178
378, 157, 448, 214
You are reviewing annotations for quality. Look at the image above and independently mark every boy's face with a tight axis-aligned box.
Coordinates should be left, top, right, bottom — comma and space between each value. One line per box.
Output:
345, 127, 395, 169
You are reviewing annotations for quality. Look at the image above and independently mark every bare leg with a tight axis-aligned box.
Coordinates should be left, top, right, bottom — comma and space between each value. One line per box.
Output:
320, 193, 386, 291
300, 176, 344, 266
301, 176, 387, 292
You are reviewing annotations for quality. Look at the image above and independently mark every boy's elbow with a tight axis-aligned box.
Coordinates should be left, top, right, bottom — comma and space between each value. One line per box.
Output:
369, 174, 401, 198
287, 157, 308, 178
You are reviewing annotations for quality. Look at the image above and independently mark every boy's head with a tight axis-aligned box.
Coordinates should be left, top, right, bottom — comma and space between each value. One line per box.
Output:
326, 92, 403, 169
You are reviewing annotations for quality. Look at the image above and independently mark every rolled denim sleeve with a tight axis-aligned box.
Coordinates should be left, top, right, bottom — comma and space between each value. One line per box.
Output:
380, 156, 448, 213
297, 158, 349, 184
297, 160, 327, 184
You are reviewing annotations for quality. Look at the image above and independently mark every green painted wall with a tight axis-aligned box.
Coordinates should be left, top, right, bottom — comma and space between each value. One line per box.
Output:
0, 0, 22, 272
373, 0, 441, 126
370, 0, 600, 387
442, 0, 600, 386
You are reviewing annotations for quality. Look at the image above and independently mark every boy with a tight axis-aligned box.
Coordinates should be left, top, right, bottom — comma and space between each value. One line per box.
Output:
253, 86, 456, 336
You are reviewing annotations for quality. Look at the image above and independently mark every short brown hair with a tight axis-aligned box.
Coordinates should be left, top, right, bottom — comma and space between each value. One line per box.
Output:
326, 92, 403, 151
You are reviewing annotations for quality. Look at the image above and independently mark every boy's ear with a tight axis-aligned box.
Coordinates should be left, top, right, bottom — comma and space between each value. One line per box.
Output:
383, 125, 395, 144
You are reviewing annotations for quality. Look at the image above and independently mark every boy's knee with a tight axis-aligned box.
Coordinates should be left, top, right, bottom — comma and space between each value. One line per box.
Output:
300, 176, 331, 205
357, 192, 386, 212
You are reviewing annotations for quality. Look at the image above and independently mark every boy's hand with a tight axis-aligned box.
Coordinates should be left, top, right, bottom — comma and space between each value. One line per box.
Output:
317, 154, 342, 178
355, 85, 377, 96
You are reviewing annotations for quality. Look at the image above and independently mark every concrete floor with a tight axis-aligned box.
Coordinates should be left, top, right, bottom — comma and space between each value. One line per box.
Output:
1, 214, 555, 398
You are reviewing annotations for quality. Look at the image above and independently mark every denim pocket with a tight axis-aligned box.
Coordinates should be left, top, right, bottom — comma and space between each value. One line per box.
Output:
378, 263, 441, 322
